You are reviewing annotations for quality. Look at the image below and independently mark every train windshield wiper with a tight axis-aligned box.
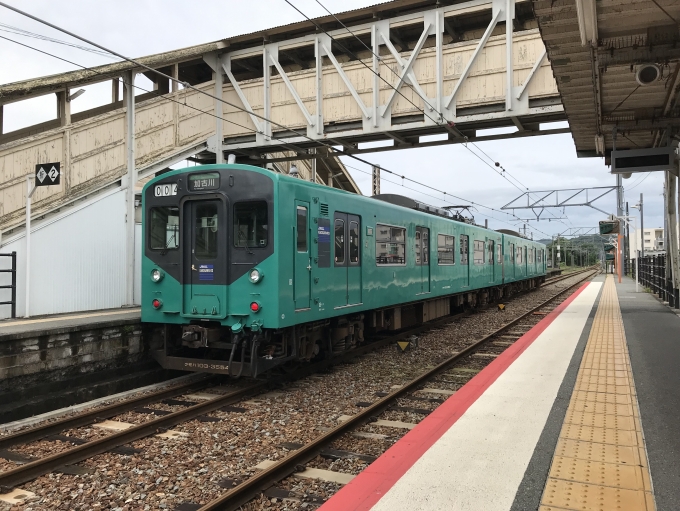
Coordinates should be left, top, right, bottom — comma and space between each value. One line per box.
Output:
238, 229, 254, 255
160, 234, 176, 256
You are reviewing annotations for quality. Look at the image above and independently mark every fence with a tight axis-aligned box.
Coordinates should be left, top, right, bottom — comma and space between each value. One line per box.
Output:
0, 252, 17, 319
631, 254, 680, 309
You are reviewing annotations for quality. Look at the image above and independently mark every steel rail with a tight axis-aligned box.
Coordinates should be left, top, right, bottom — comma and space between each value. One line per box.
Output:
197, 269, 599, 510
543, 266, 598, 285
0, 376, 215, 450
0, 270, 594, 491
0, 382, 268, 489
0, 313, 467, 490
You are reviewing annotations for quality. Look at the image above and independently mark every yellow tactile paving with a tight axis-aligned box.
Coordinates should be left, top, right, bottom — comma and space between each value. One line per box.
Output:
540, 276, 656, 510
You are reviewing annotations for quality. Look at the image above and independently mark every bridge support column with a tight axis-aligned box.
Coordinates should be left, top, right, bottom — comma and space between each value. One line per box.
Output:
214, 65, 224, 165
372, 166, 381, 196
123, 71, 137, 306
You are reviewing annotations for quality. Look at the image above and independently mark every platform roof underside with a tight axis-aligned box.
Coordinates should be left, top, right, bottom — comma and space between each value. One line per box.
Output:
533, 0, 680, 159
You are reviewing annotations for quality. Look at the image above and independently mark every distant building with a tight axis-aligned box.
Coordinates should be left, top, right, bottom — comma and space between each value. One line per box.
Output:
630, 227, 664, 256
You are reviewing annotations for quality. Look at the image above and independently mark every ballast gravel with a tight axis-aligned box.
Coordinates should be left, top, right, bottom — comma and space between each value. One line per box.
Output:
0, 272, 594, 511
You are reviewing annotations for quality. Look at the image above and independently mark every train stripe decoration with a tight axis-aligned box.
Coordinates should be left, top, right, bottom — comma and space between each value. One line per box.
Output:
142, 164, 547, 378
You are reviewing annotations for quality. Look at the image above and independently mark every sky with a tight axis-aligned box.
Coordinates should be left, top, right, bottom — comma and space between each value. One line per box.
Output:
0, 0, 667, 240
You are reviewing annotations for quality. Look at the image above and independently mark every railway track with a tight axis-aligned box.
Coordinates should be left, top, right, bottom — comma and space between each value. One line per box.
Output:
0, 269, 597, 509
190, 268, 598, 510
542, 266, 597, 286
189, 270, 597, 511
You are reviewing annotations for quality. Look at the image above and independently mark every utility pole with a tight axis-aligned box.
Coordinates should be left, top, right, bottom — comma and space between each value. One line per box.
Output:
640, 193, 644, 257
625, 202, 630, 275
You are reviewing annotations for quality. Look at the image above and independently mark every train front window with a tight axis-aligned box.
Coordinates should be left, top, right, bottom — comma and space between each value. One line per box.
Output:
194, 203, 218, 260
234, 201, 268, 248
149, 207, 179, 250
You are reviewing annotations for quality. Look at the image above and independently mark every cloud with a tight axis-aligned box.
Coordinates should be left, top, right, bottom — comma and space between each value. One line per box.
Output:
0, 0, 668, 237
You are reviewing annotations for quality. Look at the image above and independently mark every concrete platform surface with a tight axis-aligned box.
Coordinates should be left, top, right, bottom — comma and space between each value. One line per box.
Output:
0, 307, 140, 337
320, 280, 602, 511
617, 276, 680, 511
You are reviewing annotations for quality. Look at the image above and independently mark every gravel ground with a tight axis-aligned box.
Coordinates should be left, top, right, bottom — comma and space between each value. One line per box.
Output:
0, 376, 211, 437
0, 272, 595, 511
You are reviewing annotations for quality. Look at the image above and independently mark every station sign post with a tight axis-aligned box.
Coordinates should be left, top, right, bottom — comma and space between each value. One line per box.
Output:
25, 162, 61, 318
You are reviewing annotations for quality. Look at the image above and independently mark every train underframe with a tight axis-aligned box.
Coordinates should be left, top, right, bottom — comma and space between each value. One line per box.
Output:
151, 277, 545, 378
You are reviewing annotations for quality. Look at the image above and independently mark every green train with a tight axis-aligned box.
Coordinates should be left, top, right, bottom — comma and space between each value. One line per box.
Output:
142, 164, 546, 377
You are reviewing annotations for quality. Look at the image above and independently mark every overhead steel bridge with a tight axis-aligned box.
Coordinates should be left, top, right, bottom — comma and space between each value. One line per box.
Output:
0, 0, 567, 236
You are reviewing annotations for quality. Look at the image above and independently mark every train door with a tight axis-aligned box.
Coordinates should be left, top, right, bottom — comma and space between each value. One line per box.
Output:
496, 241, 503, 283
460, 234, 469, 287
182, 199, 227, 317
294, 201, 311, 311
510, 243, 515, 280
347, 215, 362, 304
415, 227, 431, 293
524, 246, 528, 276
334, 212, 362, 306
488, 239, 495, 283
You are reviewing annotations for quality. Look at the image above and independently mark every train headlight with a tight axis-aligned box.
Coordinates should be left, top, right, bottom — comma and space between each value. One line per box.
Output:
151, 269, 164, 282
249, 268, 263, 283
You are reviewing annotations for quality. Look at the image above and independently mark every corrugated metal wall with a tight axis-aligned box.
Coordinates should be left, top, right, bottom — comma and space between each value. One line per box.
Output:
0, 189, 137, 319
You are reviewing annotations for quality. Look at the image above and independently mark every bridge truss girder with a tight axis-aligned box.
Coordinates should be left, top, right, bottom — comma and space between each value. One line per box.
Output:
502, 186, 617, 219
203, 0, 566, 159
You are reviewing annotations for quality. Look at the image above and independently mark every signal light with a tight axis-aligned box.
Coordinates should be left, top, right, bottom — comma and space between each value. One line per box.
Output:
250, 301, 261, 313
152, 299, 162, 309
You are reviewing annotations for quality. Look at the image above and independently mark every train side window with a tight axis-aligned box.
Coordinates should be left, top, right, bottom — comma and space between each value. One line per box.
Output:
496, 243, 502, 264
528, 247, 534, 264
538, 249, 543, 263
296, 206, 307, 252
473, 240, 485, 265
335, 219, 345, 265
460, 235, 469, 264
516, 246, 523, 264
376, 224, 406, 265
349, 221, 360, 264
437, 234, 455, 265
510, 243, 515, 262
234, 201, 268, 248
149, 207, 179, 250
488, 240, 494, 265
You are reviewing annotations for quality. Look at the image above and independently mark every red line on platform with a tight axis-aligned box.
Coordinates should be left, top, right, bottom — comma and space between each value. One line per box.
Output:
319, 282, 592, 511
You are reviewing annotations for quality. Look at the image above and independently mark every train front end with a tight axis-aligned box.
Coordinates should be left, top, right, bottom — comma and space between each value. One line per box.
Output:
141, 164, 280, 377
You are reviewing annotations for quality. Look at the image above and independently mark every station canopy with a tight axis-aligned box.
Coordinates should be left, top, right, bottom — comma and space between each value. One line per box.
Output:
533, 0, 680, 162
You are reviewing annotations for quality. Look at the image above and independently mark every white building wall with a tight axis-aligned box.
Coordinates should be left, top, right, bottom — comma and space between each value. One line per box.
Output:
630, 227, 665, 256
0, 189, 136, 319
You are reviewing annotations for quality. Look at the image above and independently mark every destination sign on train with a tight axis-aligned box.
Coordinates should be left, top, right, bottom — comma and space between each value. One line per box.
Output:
188, 172, 220, 191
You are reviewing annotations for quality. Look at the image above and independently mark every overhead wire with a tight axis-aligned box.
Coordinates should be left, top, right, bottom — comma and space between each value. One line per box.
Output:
342, 162, 549, 234
301, 0, 572, 226
0, 22, 117, 58
0, 1, 554, 239
626, 172, 652, 191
